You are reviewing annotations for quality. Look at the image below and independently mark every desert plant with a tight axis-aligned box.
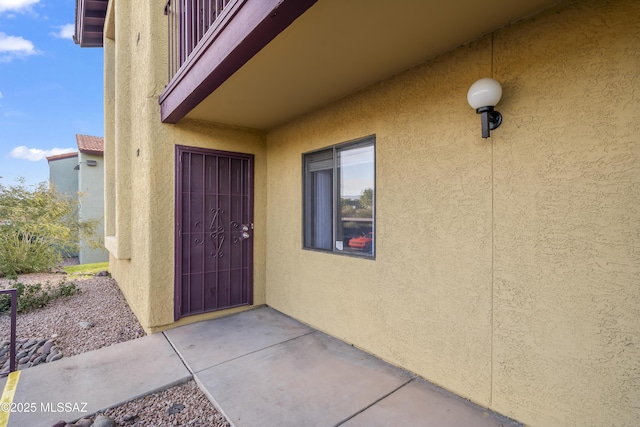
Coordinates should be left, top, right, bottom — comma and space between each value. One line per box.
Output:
0, 279, 81, 314
0, 179, 98, 277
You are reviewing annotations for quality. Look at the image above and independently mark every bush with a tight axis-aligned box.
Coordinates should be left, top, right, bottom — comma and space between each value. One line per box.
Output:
0, 279, 81, 314
0, 179, 97, 277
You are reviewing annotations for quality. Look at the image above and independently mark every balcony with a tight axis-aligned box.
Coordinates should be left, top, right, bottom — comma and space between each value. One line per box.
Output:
159, 0, 560, 129
165, 0, 239, 82
159, 0, 317, 124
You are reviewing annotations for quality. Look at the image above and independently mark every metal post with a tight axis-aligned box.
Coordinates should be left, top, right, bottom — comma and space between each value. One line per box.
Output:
9, 289, 16, 373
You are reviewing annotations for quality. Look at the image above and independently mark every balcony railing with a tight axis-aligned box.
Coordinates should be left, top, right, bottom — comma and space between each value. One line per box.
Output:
165, 0, 238, 82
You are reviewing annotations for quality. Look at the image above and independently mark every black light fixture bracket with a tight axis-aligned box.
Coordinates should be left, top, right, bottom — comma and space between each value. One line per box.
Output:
476, 106, 502, 139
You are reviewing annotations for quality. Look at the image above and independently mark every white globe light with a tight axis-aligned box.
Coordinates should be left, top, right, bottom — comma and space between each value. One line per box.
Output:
467, 78, 502, 110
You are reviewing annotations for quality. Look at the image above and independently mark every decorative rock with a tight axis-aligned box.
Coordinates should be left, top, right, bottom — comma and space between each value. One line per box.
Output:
38, 340, 55, 355
50, 421, 66, 427
28, 345, 39, 356
95, 270, 110, 277
78, 321, 94, 329
167, 403, 185, 414
0, 336, 65, 376
73, 418, 94, 427
122, 413, 136, 422
92, 415, 116, 427
23, 339, 37, 349
46, 349, 59, 360
48, 353, 63, 363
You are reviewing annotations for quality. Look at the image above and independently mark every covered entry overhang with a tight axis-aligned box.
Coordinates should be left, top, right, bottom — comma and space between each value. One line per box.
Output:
73, 0, 108, 47
159, 0, 561, 129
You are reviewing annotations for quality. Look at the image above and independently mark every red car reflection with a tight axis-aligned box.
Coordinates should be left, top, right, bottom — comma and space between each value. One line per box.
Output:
348, 233, 373, 251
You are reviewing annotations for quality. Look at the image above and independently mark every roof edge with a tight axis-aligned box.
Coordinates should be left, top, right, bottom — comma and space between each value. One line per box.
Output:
46, 152, 79, 162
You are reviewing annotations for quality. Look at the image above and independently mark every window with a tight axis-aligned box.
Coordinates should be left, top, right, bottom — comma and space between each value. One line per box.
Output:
303, 136, 375, 257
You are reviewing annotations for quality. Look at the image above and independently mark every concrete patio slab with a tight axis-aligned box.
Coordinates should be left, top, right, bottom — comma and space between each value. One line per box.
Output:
195, 330, 413, 427
342, 378, 521, 427
5, 333, 191, 427
2, 307, 523, 426
164, 306, 313, 373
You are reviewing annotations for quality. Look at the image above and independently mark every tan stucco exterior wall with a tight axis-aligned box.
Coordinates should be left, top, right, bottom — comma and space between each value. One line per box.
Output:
265, 1, 639, 426
491, 1, 639, 424
104, 0, 638, 425
104, 0, 267, 333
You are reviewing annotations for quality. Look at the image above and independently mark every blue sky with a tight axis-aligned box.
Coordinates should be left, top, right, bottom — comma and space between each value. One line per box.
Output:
0, 0, 103, 188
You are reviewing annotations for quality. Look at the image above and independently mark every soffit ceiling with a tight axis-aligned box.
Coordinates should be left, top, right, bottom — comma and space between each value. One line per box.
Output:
74, 0, 108, 47
185, 0, 562, 130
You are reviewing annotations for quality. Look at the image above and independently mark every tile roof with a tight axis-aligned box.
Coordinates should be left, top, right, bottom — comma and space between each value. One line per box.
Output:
46, 152, 78, 162
76, 134, 104, 155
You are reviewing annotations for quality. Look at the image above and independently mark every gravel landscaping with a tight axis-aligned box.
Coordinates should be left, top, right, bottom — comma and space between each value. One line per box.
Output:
0, 272, 230, 427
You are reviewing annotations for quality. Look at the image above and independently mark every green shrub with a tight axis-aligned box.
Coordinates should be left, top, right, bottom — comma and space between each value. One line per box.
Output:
0, 179, 98, 277
0, 279, 81, 314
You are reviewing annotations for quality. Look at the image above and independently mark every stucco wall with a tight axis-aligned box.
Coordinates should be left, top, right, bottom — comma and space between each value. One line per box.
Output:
491, 1, 640, 424
105, 0, 638, 424
48, 154, 79, 258
265, 1, 639, 426
105, 0, 267, 333
78, 152, 108, 264
48, 155, 78, 197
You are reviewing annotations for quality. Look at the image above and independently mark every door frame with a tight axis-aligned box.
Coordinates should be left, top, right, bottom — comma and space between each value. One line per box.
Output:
174, 145, 254, 321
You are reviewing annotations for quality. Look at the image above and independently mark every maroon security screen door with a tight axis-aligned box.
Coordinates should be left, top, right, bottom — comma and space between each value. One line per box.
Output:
175, 146, 254, 320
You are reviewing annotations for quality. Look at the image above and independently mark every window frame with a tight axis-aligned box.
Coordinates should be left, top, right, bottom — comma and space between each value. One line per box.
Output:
302, 135, 376, 259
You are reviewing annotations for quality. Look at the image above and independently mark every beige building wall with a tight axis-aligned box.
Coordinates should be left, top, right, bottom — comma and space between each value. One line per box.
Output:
103, 0, 638, 425
104, 0, 267, 332
265, 1, 639, 426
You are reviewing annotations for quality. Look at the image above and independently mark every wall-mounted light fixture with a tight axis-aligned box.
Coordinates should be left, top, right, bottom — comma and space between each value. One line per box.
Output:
73, 160, 98, 170
467, 78, 502, 138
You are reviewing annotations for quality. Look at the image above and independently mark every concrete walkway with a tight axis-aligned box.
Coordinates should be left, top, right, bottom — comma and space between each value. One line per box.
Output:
1, 307, 521, 427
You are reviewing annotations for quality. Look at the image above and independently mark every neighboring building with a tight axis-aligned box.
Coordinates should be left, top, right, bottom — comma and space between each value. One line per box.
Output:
47, 152, 80, 258
76, 134, 109, 264
47, 152, 79, 197
74, 0, 639, 426
47, 135, 108, 264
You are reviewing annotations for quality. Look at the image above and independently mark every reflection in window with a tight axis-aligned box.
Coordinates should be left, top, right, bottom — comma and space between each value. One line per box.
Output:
303, 137, 375, 257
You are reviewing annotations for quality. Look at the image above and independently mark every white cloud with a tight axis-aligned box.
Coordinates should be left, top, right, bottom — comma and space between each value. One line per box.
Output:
0, 0, 39, 14
0, 91, 3, 98
51, 23, 74, 40
0, 32, 37, 61
10, 146, 76, 161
